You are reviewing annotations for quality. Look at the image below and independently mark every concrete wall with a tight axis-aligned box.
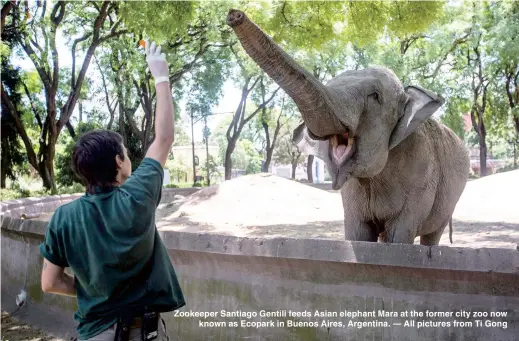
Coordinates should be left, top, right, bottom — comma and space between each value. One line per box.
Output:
1, 197, 519, 341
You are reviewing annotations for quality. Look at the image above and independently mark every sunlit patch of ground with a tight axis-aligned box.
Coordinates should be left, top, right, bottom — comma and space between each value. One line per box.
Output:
1, 311, 67, 341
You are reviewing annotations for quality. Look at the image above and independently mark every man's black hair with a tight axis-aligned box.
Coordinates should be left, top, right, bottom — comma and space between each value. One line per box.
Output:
72, 129, 126, 193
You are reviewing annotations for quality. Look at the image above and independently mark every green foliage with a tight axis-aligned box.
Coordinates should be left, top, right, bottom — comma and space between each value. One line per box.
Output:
273, 115, 305, 167
55, 121, 103, 187
249, 1, 443, 49
1, 61, 27, 186
119, 1, 196, 42
496, 163, 519, 174
166, 158, 190, 183
201, 155, 221, 179
6, 0, 516, 191
0, 182, 84, 201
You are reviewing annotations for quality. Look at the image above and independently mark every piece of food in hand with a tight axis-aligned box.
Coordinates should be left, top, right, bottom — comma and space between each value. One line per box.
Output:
139, 40, 146, 48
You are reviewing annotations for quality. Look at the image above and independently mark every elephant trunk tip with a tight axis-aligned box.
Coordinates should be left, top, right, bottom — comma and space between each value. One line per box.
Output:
227, 9, 245, 27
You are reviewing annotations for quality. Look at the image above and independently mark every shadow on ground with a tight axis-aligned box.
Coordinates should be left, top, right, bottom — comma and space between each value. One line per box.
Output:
158, 213, 519, 249
442, 219, 519, 248
1, 311, 67, 341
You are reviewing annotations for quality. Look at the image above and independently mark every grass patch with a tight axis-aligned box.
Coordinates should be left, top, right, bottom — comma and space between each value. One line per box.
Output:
1, 183, 84, 201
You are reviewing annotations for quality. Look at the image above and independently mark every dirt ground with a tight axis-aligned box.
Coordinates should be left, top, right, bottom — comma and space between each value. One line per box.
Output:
1, 311, 67, 341
157, 170, 519, 249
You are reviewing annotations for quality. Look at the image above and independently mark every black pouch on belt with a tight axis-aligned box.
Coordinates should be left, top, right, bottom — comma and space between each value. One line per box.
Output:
114, 310, 134, 341
141, 309, 159, 341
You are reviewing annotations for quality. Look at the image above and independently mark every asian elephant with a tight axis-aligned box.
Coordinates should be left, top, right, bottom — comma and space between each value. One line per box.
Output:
227, 9, 470, 245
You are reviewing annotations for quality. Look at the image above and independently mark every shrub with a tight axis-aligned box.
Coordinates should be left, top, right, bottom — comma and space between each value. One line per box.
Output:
0, 183, 84, 201
496, 163, 519, 174
57, 183, 85, 194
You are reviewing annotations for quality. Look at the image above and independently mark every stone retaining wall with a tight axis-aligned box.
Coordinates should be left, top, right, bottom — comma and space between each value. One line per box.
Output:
0, 188, 201, 220
2, 210, 518, 341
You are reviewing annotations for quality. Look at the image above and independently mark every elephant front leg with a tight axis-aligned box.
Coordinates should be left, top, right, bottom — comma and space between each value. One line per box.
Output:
344, 219, 379, 242
384, 217, 419, 244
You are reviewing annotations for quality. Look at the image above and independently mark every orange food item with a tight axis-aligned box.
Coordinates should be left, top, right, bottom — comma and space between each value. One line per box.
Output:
138, 40, 146, 48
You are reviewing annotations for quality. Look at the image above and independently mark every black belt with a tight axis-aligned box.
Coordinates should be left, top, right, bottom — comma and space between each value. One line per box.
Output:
113, 313, 160, 329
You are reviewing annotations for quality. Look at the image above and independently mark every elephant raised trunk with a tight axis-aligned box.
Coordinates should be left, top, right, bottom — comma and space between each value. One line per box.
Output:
227, 9, 348, 138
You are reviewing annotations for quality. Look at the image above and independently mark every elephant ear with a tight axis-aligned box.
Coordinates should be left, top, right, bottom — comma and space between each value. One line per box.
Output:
389, 85, 445, 150
292, 122, 331, 164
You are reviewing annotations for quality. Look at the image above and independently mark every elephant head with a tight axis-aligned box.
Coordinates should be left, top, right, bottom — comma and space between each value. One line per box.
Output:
227, 9, 445, 190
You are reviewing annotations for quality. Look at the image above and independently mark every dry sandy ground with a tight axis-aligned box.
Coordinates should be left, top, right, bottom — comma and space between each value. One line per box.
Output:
1, 311, 67, 341
157, 170, 519, 249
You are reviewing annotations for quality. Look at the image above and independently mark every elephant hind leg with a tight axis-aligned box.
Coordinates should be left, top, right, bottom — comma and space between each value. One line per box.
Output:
420, 225, 447, 246
419, 216, 450, 245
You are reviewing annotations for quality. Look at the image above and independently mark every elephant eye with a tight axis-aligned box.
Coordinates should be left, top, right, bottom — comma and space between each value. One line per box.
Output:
369, 92, 381, 103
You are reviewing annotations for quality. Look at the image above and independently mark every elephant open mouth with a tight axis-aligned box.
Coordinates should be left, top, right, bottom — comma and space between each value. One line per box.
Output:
330, 132, 355, 166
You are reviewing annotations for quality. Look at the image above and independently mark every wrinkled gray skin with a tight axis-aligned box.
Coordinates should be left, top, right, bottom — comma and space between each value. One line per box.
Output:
227, 9, 470, 244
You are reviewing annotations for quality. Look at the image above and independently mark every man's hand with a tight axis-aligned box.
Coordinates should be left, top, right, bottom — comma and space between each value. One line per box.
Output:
41, 259, 76, 297
145, 40, 169, 86
144, 40, 175, 167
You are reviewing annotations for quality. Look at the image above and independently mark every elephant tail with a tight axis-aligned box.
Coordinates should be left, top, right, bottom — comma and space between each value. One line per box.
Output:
449, 217, 453, 244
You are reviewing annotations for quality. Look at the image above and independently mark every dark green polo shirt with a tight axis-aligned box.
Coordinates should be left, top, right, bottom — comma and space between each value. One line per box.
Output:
39, 158, 185, 340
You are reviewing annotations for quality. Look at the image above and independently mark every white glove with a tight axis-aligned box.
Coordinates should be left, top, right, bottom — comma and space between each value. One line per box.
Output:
144, 40, 169, 85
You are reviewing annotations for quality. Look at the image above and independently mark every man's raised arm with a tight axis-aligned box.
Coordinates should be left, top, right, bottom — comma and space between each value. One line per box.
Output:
144, 41, 175, 167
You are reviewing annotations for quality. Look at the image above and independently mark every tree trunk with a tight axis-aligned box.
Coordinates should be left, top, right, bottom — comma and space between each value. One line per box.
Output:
224, 76, 279, 180
479, 133, 487, 177
261, 115, 282, 173
224, 147, 233, 180
514, 142, 517, 168
291, 160, 296, 180
39, 156, 55, 193
1, 164, 6, 188
79, 101, 83, 122
224, 139, 238, 180
307, 155, 314, 183
191, 112, 197, 184
205, 119, 210, 186
262, 149, 273, 173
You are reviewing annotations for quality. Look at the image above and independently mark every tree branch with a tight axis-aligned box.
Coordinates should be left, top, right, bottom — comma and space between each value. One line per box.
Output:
58, 1, 118, 132
168, 39, 214, 84
40, 0, 46, 19
66, 121, 75, 138
18, 37, 52, 92
94, 54, 117, 123
243, 86, 281, 126
71, 32, 92, 88
50, 1, 65, 26
227, 79, 251, 142
97, 29, 128, 44
1, 83, 39, 169
88, 1, 100, 13
422, 32, 470, 80
400, 34, 427, 55
21, 80, 43, 129
1, 0, 15, 34
107, 99, 117, 130
49, 8, 61, 93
